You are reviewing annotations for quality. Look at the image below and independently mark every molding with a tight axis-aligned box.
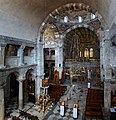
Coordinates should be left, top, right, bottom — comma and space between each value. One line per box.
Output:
0, 35, 36, 47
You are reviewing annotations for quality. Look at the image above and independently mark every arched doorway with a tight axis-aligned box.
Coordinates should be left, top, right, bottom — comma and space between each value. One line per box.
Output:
4, 72, 19, 116
23, 69, 35, 104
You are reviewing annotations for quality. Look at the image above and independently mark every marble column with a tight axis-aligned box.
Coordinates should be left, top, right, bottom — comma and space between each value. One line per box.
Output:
35, 75, 42, 102
17, 79, 24, 109
103, 30, 112, 108
17, 45, 25, 66
55, 41, 63, 79
100, 41, 104, 81
104, 80, 111, 108
0, 44, 6, 68
36, 40, 44, 102
0, 86, 4, 120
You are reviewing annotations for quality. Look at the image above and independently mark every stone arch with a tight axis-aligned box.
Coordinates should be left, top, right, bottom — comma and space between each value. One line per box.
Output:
63, 26, 100, 59
62, 24, 99, 39
23, 68, 35, 104
38, 2, 105, 42
7, 71, 19, 80
4, 71, 19, 116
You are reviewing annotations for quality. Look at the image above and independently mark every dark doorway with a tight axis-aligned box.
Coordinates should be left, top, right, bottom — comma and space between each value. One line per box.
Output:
4, 73, 19, 116
23, 69, 35, 104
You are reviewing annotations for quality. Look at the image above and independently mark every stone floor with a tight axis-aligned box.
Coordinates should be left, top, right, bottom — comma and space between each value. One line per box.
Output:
6, 79, 110, 120
44, 82, 87, 120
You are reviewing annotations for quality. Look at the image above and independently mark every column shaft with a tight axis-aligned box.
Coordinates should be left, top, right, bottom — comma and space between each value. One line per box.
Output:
104, 81, 111, 108
55, 46, 63, 79
36, 41, 44, 102
0, 44, 6, 68
103, 30, 112, 109
17, 45, 25, 66
0, 87, 4, 120
19, 81, 23, 109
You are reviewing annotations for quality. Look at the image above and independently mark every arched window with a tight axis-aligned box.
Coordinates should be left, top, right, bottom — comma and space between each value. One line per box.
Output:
90, 48, 93, 57
80, 51, 82, 57
64, 16, 68, 23
78, 16, 82, 23
91, 13, 96, 19
84, 48, 89, 57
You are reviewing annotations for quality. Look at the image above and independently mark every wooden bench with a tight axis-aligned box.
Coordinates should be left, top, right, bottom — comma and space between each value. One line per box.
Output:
85, 88, 104, 119
48, 84, 67, 103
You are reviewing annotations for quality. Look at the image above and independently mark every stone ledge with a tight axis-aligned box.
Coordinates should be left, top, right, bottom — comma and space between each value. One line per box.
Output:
0, 35, 36, 47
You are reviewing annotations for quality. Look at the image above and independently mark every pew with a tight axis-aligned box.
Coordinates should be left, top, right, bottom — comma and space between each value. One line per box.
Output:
85, 88, 104, 119
48, 84, 67, 103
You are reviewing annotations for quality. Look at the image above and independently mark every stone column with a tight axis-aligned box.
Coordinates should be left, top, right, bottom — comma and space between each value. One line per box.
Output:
17, 79, 24, 109
0, 86, 4, 120
98, 30, 104, 81
0, 44, 6, 68
31, 48, 36, 64
17, 45, 25, 66
55, 41, 63, 79
103, 30, 112, 108
100, 41, 104, 81
36, 40, 44, 101
104, 80, 111, 108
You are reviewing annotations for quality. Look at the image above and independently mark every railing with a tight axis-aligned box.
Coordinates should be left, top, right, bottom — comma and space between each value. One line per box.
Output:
5, 56, 20, 67
65, 60, 100, 68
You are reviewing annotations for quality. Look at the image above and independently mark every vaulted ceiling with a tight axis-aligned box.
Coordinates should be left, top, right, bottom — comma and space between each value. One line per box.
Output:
0, 0, 115, 40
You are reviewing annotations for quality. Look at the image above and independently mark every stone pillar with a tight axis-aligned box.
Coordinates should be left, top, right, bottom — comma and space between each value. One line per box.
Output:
36, 40, 44, 101
100, 41, 104, 81
103, 30, 112, 108
35, 75, 43, 102
17, 45, 25, 66
17, 79, 24, 109
0, 86, 4, 120
55, 41, 63, 79
104, 80, 111, 108
0, 44, 6, 68
31, 48, 36, 64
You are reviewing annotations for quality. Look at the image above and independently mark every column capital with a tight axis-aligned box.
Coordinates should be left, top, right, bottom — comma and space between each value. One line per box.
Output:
97, 30, 104, 41
0, 43, 7, 47
103, 29, 110, 40
38, 41, 44, 45
104, 79, 111, 83
16, 78, 26, 82
20, 45, 25, 50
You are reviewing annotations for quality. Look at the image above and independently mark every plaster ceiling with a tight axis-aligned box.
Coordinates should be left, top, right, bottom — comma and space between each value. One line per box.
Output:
0, 0, 115, 40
